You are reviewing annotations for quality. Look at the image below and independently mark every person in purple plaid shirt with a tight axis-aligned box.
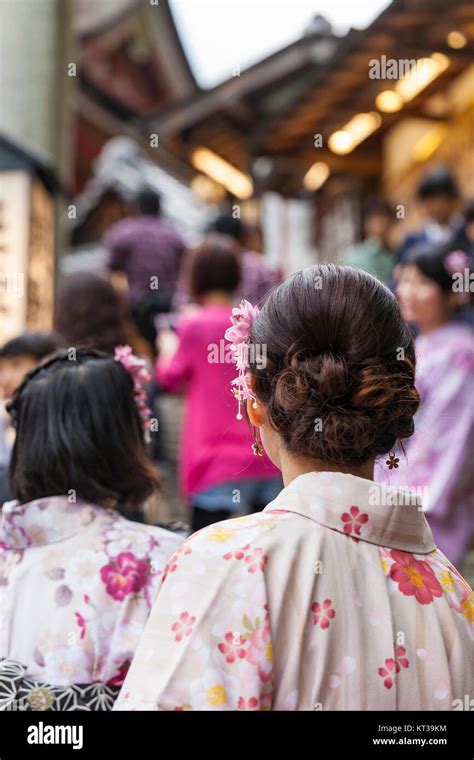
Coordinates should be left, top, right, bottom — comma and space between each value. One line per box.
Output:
104, 187, 185, 302
104, 187, 185, 348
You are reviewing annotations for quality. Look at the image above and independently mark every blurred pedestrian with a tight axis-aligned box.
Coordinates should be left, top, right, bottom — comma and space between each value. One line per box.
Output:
54, 271, 163, 472
156, 237, 282, 531
208, 214, 281, 304
104, 187, 185, 349
173, 214, 281, 311
0, 332, 59, 505
54, 271, 151, 360
380, 242, 474, 571
1, 348, 182, 697
396, 165, 460, 265
0, 332, 58, 402
116, 265, 472, 712
451, 198, 474, 256
343, 198, 395, 284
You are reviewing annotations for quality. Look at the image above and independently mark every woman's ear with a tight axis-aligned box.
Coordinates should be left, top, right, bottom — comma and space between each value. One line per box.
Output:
247, 396, 265, 427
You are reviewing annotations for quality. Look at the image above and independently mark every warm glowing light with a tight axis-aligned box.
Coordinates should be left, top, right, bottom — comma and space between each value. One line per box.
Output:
375, 90, 404, 113
190, 147, 253, 199
190, 173, 226, 203
327, 131, 353, 155
447, 30, 467, 49
303, 162, 330, 190
328, 112, 382, 155
412, 125, 447, 162
395, 54, 450, 102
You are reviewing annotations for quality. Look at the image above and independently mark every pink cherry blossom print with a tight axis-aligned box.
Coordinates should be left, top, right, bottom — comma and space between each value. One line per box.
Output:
171, 612, 196, 642
378, 646, 409, 689
311, 598, 336, 629
378, 658, 398, 689
218, 632, 247, 663
237, 696, 259, 710
389, 550, 443, 605
161, 553, 179, 585
100, 552, 149, 601
223, 544, 268, 573
340, 506, 370, 539
245, 547, 268, 574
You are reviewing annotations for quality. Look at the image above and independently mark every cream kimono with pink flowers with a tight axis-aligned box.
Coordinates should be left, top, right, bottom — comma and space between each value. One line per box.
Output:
0, 497, 183, 686
115, 472, 473, 711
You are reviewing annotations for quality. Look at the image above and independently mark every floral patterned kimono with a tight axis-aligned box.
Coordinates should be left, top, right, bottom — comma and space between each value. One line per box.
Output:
0, 496, 182, 686
115, 471, 473, 711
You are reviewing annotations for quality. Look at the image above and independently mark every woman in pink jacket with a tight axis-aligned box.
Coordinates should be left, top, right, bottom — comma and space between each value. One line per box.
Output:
156, 236, 282, 532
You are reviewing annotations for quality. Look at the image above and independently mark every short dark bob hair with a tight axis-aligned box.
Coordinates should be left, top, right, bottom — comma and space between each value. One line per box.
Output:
54, 272, 128, 355
403, 241, 473, 294
417, 165, 458, 200
7, 348, 158, 507
188, 235, 241, 297
0, 331, 59, 361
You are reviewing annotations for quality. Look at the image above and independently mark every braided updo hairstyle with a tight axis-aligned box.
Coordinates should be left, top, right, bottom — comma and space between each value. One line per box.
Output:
249, 264, 420, 466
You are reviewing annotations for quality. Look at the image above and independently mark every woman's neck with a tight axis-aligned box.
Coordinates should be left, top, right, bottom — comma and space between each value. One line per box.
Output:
199, 291, 234, 306
280, 454, 375, 487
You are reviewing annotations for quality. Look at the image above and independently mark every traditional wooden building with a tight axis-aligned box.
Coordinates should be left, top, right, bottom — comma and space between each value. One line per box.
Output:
143, 0, 473, 262
71, 0, 201, 246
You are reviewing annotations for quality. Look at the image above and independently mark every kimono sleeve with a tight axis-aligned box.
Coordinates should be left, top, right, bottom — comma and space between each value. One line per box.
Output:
415, 348, 474, 521
114, 532, 273, 711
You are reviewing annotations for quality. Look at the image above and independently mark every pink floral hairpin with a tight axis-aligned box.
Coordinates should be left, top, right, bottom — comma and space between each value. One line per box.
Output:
444, 249, 471, 275
114, 345, 153, 432
224, 300, 259, 420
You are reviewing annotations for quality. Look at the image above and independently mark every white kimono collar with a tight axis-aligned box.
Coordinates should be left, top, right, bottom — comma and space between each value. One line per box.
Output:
264, 471, 436, 554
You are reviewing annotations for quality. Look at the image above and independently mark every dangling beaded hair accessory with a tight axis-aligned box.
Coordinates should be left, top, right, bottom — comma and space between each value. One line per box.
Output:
114, 345, 153, 434
224, 300, 260, 420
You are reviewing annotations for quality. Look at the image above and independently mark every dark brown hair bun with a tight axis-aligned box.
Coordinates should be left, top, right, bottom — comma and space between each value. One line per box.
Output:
249, 264, 420, 466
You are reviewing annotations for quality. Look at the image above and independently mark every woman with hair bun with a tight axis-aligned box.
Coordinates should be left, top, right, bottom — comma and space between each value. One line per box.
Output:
116, 265, 472, 712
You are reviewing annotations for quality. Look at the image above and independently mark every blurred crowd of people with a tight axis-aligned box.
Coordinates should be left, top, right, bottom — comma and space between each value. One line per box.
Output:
0, 163, 472, 709
0, 190, 283, 529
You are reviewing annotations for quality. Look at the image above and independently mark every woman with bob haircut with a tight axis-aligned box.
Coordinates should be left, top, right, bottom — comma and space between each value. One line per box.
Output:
116, 264, 472, 711
0, 348, 182, 694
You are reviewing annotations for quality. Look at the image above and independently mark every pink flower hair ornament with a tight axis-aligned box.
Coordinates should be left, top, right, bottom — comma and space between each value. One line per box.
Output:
224, 300, 260, 420
114, 345, 153, 433
444, 249, 471, 275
